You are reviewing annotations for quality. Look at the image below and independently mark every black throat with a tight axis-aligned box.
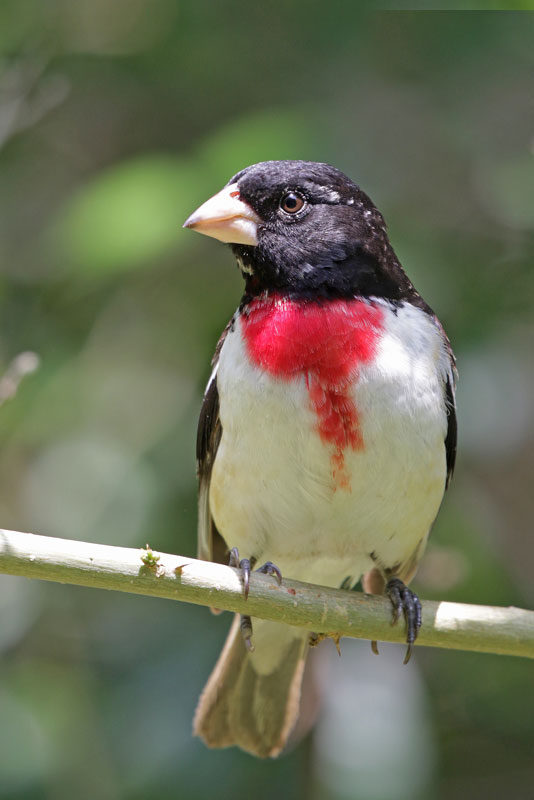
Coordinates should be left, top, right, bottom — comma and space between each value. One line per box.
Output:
232, 241, 432, 313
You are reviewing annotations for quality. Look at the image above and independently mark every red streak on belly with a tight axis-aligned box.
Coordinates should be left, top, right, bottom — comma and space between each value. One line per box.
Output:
241, 295, 384, 488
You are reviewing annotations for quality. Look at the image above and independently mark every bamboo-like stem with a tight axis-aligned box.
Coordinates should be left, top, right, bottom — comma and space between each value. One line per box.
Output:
0, 528, 532, 659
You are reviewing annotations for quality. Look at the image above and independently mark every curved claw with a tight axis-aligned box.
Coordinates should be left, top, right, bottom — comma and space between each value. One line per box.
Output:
385, 577, 422, 659
228, 547, 252, 599
228, 547, 240, 569
256, 561, 282, 586
240, 559, 251, 599
228, 550, 283, 653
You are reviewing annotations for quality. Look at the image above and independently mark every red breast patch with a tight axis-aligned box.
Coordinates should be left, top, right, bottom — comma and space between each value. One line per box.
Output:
241, 295, 384, 488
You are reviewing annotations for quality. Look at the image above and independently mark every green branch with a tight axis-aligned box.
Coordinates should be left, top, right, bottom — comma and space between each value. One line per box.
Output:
0, 528, 532, 659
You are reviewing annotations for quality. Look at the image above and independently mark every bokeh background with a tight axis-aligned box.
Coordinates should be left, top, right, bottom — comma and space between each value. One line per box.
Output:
0, 4, 533, 799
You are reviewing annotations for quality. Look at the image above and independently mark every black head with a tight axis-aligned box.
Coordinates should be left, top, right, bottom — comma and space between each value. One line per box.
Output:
185, 160, 425, 306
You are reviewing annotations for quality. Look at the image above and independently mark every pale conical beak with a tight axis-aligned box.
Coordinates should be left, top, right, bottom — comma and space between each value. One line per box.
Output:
183, 183, 260, 246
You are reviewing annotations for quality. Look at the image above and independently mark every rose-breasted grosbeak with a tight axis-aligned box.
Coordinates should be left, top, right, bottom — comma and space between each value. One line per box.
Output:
183, 161, 457, 758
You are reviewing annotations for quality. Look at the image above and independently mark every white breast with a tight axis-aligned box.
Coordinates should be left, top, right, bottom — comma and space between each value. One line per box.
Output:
210, 300, 450, 589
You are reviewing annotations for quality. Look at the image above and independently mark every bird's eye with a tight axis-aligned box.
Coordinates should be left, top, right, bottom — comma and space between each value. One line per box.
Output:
280, 191, 305, 214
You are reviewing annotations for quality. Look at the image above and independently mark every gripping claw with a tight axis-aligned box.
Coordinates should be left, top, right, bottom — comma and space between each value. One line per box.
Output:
228, 550, 283, 652
256, 561, 282, 586
229, 547, 252, 599
386, 577, 422, 663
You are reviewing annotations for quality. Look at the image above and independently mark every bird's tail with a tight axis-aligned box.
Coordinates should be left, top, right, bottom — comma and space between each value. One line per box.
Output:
193, 615, 309, 758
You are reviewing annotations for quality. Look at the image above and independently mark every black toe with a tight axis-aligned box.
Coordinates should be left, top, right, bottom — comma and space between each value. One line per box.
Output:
229, 547, 252, 599
240, 614, 254, 652
386, 577, 422, 649
256, 561, 282, 585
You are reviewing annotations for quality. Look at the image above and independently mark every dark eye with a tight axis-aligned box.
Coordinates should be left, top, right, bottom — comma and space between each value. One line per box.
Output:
280, 191, 305, 214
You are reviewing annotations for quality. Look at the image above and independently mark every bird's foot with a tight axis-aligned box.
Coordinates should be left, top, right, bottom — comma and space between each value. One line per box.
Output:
386, 577, 422, 664
255, 560, 282, 586
229, 549, 283, 600
240, 614, 254, 652
228, 547, 253, 599
229, 549, 282, 651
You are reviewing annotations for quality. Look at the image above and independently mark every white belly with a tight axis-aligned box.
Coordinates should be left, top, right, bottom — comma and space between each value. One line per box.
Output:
210, 300, 449, 589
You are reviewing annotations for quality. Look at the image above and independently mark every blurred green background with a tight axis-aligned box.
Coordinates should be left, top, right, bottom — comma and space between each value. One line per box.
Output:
0, 4, 533, 799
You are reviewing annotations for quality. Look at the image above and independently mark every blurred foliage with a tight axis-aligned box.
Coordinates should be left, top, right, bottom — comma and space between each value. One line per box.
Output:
0, 4, 533, 800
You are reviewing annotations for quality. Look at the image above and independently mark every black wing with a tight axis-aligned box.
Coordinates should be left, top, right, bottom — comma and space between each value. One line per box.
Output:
196, 322, 232, 564
444, 346, 458, 489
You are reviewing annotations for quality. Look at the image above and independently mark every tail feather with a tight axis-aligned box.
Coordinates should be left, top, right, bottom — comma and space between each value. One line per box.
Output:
194, 615, 308, 758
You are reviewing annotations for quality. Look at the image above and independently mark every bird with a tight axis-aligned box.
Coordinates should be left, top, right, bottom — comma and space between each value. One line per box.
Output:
183, 160, 457, 759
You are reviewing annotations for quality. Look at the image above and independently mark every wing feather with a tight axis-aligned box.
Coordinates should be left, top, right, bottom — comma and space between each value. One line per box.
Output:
196, 321, 233, 563
444, 345, 458, 489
